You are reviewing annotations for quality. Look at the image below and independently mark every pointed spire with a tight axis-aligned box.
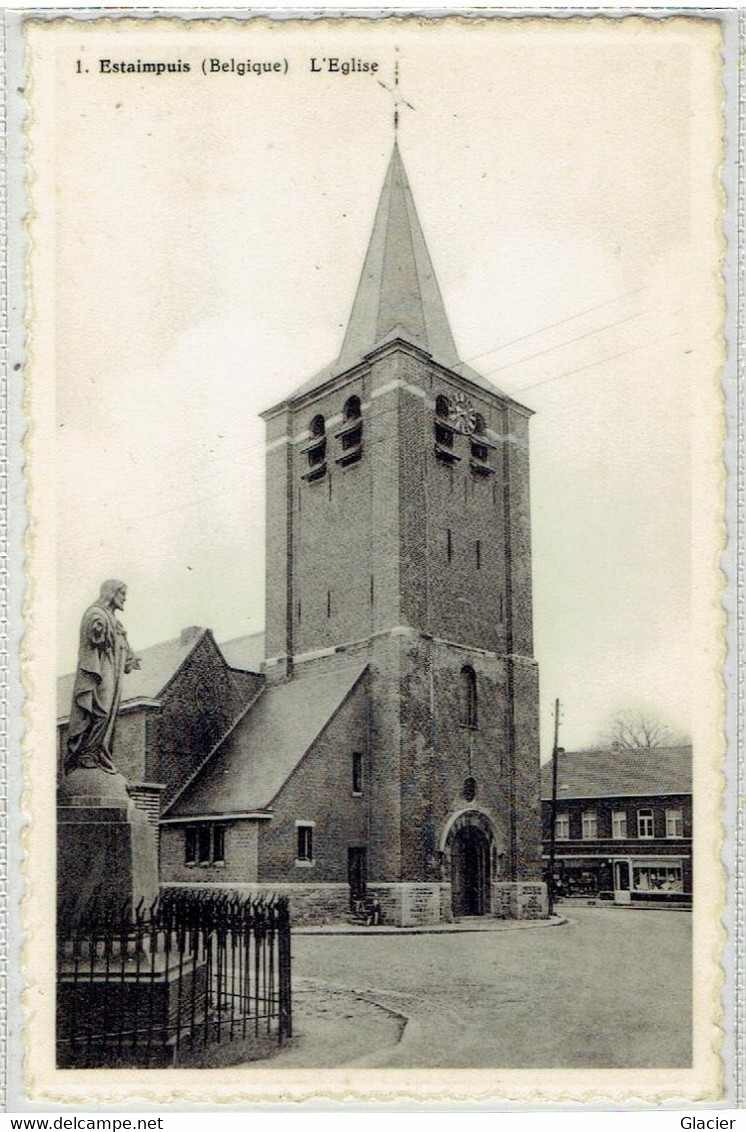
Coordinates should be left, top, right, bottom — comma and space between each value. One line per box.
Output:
336, 144, 460, 372
288, 144, 505, 403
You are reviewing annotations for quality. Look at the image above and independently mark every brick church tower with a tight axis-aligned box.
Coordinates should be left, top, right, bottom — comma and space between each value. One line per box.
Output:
260, 145, 546, 922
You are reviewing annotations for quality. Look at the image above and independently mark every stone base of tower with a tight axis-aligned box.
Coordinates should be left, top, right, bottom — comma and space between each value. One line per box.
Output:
368, 881, 548, 927
491, 881, 548, 920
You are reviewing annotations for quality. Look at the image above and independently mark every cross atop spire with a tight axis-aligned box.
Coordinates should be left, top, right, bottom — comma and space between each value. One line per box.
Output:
377, 57, 415, 134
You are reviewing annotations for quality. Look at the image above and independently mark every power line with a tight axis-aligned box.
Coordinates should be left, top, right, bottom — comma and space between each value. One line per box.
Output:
462, 286, 649, 367
510, 329, 683, 395
480, 307, 660, 380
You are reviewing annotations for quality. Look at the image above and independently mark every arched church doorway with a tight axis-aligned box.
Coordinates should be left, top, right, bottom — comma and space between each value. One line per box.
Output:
451, 826, 490, 916
442, 810, 498, 918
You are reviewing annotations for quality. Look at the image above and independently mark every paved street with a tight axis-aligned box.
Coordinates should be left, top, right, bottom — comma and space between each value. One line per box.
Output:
272, 906, 691, 1069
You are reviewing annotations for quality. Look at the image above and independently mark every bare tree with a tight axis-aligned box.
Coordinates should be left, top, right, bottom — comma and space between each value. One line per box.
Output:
598, 709, 687, 750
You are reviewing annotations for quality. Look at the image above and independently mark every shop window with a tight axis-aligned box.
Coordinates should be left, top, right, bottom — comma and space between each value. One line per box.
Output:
352, 752, 364, 796
581, 810, 598, 840
665, 809, 683, 837
612, 810, 627, 839
637, 809, 654, 839
555, 813, 569, 840
296, 823, 314, 864
459, 665, 478, 729
632, 863, 682, 893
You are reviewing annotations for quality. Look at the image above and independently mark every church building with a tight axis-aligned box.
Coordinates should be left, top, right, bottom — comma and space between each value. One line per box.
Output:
60, 145, 547, 925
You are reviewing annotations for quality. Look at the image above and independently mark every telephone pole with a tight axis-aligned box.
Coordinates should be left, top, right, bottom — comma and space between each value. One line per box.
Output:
547, 698, 561, 917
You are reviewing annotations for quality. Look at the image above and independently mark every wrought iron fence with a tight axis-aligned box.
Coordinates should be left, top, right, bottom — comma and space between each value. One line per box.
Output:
57, 889, 292, 1068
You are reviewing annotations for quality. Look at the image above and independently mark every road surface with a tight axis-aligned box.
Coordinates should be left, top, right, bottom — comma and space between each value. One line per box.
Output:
270, 905, 691, 1069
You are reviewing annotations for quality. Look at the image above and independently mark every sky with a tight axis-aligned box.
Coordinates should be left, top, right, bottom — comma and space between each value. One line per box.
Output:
40, 16, 723, 756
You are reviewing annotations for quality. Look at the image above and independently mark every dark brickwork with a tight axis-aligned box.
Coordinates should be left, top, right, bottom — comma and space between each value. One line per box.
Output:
60, 631, 265, 815
150, 633, 264, 804
258, 678, 369, 883
259, 341, 543, 907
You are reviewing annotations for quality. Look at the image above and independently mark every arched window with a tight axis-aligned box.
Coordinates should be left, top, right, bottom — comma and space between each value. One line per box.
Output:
344, 395, 361, 421
302, 414, 327, 481
460, 665, 478, 728
474, 413, 486, 435
336, 395, 363, 467
434, 394, 458, 464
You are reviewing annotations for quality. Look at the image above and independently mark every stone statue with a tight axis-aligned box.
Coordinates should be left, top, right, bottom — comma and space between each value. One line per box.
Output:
65, 579, 141, 777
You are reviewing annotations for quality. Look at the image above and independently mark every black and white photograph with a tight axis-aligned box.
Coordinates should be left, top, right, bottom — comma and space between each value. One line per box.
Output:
17, 11, 729, 1106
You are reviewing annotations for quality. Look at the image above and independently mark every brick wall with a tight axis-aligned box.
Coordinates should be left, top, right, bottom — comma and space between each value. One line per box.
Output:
257, 676, 369, 884
258, 341, 541, 899
151, 633, 263, 804
160, 819, 260, 886
542, 793, 693, 843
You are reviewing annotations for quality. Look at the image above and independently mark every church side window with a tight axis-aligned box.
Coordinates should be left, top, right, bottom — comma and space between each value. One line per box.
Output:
302, 414, 327, 482
296, 822, 315, 865
198, 825, 212, 864
460, 665, 478, 729
352, 752, 364, 796
335, 395, 363, 467
185, 824, 226, 867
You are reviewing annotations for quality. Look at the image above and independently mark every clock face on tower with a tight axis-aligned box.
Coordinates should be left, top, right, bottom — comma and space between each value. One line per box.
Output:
447, 393, 477, 435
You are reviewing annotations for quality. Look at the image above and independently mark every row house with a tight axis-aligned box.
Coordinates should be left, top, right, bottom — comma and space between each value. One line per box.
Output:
540, 746, 692, 905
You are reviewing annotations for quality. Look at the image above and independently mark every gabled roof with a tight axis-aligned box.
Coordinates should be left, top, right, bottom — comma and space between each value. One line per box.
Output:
165, 664, 367, 818
287, 145, 506, 404
540, 746, 692, 801
218, 631, 265, 673
57, 627, 211, 719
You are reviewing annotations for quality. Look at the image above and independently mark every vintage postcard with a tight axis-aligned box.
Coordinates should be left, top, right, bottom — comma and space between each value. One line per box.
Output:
13, 9, 736, 1108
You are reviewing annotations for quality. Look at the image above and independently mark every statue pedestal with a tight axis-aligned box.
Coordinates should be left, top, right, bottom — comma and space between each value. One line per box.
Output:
57, 768, 159, 923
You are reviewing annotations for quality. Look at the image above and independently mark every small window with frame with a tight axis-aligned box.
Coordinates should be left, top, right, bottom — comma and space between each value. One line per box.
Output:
352, 752, 364, 796
296, 823, 314, 864
555, 813, 569, 840
665, 808, 683, 838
